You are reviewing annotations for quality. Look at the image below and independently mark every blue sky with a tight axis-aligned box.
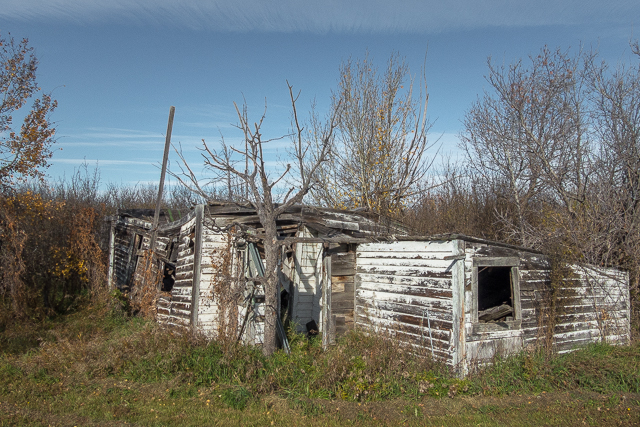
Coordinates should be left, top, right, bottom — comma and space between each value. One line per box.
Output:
1, 0, 638, 188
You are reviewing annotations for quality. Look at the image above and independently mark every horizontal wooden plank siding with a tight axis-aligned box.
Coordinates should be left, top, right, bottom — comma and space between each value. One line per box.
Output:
553, 266, 629, 351
463, 241, 630, 365
111, 226, 136, 290
109, 205, 631, 368
156, 213, 198, 329
109, 218, 150, 292
194, 223, 238, 338
463, 242, 528, 365
354, 241, 456, 365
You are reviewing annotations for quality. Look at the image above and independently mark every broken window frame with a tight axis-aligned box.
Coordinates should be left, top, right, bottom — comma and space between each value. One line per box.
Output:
471, 257, 522, 331
160, 261, 176, 292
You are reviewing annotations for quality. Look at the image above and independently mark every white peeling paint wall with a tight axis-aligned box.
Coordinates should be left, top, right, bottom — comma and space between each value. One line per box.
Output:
354, 240, 457, 365
553, 265, 630, 351
196, 228, 230, 336
290, 226, 324, 332
462, 240, 631, 368
462, 242, 524, 368
157, 214, 198, 329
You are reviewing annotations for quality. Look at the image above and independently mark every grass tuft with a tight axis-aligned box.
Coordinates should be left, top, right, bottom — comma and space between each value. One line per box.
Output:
221, 386, 252, 410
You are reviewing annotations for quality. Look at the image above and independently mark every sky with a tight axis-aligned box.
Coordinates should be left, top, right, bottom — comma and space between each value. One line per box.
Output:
1, 0, 639, 189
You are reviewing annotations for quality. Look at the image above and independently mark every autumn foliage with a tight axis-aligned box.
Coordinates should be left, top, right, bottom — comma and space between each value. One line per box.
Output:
0, 34, 103, 321
0, 33, 57, 186
0, 190, 106, 319
309, 52, 434, 216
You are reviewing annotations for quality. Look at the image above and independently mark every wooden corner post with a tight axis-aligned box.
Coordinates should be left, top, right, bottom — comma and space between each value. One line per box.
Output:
190, 204, 204, 330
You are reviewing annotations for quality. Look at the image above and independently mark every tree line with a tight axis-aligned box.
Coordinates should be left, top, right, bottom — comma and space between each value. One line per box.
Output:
1, 32, 638, 353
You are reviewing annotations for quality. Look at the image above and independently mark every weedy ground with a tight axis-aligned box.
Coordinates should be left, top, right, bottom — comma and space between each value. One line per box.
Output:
1, 299, 639, 426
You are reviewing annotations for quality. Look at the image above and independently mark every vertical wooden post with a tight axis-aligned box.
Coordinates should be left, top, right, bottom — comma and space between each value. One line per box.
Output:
150, 106, 175, 253
451, 239, 467, 376
322, 250, 333, 349
107, 222, 116, 290
190, 204, 204, 330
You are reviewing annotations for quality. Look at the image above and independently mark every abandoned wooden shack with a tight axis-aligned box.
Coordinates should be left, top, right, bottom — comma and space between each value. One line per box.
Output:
107, 203, 631, 373
353, 237, 629, 374
107, 203, 406, 347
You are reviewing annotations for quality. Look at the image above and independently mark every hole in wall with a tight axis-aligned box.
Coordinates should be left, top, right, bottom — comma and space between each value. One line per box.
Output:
477, 266, 513, 322
161, 263, 176, 292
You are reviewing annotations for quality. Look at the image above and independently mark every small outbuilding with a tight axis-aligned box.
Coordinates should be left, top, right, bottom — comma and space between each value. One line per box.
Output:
107, 203, 630, 373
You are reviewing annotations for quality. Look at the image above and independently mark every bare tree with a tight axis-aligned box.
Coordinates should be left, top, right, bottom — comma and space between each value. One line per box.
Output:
460, 46, 590, 247
172, 82, 339, 355
308, 52, 435, 216
584, 43, 640, 301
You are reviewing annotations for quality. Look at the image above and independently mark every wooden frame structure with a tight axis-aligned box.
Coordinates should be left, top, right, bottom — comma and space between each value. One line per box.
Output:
107, 204, 631, 373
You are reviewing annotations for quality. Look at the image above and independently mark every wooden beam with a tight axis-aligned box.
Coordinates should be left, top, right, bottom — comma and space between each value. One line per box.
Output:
150, 106, 175, 253
190, 204, 204, 330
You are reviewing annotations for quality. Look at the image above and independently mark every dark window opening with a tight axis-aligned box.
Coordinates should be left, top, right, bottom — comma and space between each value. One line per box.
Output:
477, 266, 514, 323
188, 226, 196, 250
161, 263, 176, 292
168, 240, 179, 263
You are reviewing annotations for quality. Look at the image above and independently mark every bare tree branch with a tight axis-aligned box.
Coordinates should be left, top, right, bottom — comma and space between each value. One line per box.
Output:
170, 84, 338, 355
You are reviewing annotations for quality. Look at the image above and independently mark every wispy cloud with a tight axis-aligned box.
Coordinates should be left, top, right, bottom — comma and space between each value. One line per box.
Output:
3, 0, 636, 33
58, 140, 162, 147
179, 121, 235, 130
59, 126, 205, 148
74, 127, 162, 139
53, 158, 153, 166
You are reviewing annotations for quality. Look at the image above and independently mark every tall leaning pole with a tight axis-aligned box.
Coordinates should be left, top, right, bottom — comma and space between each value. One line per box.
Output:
149, 106, 175, 263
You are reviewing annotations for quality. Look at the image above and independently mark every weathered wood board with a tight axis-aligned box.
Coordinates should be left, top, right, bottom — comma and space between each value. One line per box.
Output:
354, 241, 456, 365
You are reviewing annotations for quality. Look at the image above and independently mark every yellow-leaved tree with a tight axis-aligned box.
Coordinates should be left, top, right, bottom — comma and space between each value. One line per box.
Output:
0, 33, 65, 319
0, 32, 57, 187
307, 52, 436, 216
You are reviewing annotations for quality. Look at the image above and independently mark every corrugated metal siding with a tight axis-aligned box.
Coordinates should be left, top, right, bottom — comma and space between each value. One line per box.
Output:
354, 241, 456, 365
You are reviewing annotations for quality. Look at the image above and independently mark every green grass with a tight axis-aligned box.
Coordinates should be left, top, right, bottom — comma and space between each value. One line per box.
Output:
1, 302, 639, 426
470, 342, 640, 396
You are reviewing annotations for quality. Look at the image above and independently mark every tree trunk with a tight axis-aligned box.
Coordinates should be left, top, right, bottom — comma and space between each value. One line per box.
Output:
262, 220, 279, 356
